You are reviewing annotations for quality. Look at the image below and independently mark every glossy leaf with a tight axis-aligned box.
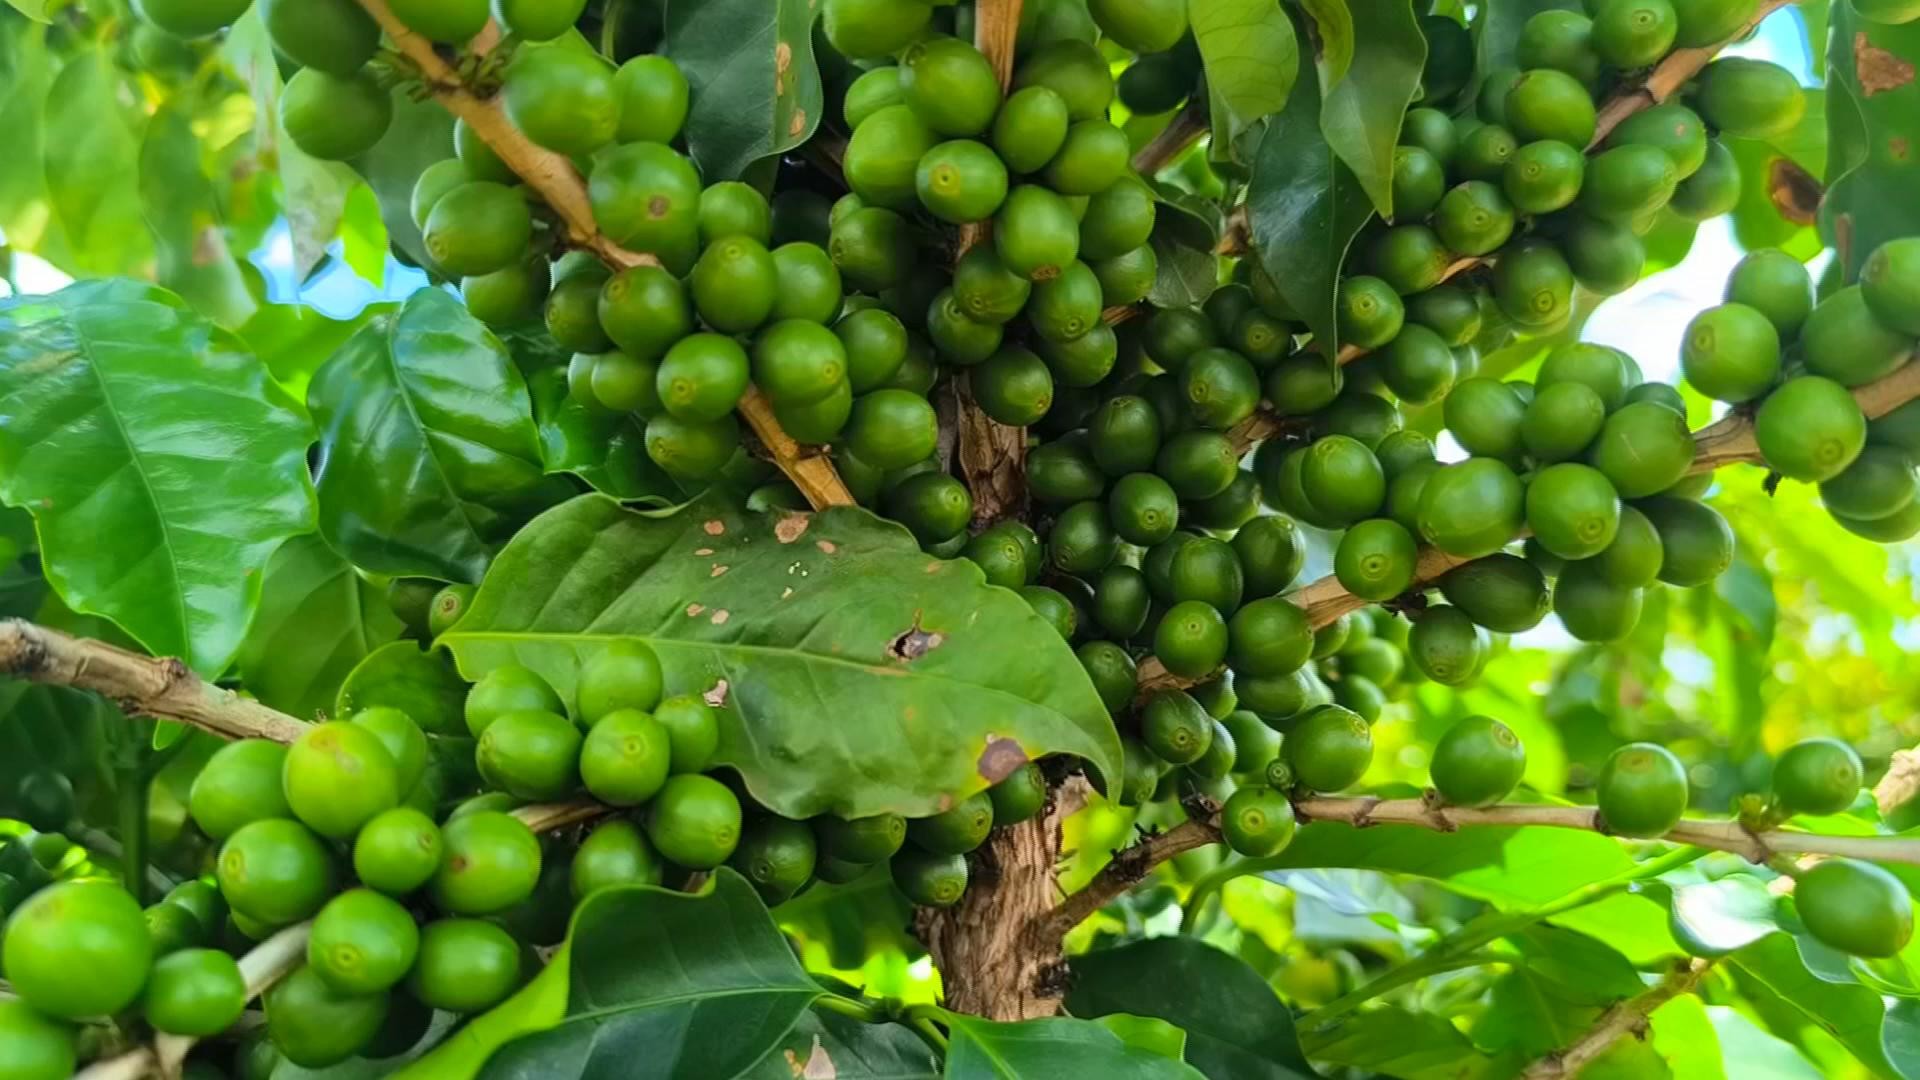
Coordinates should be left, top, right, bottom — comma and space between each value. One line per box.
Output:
340, 185, 388, 289
236, 533, 404, 723
1095, 1016, 1190, 1063
1246, 71, 1375, 350
335, 640, 469, 737
741, 1009, 941, 1079
526, 368, 681, 505
1647, 876, 1780, 958
1729, 929, 1920, 1078
43, 49, 154, 278
481, 871, 821, 1080
138, 103, 257, 329
1190, 0, 1300, 146
308, 288, 546, 584
1314, 0, 1424, 216
1821, 4, 1920, 278
354, 90, 457, 273
0, 279, 316, 674
664, 0, 824, 181
944, 1015, 1207, 1079
441, 493, 1121, 818
1067, 937, 1317, 1080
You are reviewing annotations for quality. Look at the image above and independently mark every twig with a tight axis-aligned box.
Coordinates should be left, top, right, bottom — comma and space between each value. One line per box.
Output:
1131, 97, 1209, 177
1135, 359, 1920, 693
1046, 796, 1920, 937
1874, 741, 1920, 816
949, 0, 1029, 527
1519, 959, 1714, 1080
0, 619, 308, 742
351, 0, 853, 509
77, 801, 599, 1080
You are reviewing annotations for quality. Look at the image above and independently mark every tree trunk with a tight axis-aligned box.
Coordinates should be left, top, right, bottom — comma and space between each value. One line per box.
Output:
916, 784, 1079, 1019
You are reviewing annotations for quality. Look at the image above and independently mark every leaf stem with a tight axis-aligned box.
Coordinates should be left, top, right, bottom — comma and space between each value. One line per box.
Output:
813, 991, 886, 1023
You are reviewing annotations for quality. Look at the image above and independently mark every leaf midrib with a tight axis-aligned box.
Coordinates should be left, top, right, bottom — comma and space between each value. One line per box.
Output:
557, 983, 818, 1026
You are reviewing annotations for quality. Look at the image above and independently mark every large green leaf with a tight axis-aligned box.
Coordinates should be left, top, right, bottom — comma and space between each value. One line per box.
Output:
1471, 926, 1644, 1056
1299, 1003, 1494, 1080
1821, 3, 1920, 278
43, 49, 153, 278
663, 0, 823, 182
1726, 926, 1920, 1078
242, 300, 397, 408
308, 288, 546, 584
0, 279, 316, 674
138, 103, 257, 330
335, 640, 469, 737
481, 871, 821, 1080
236, 533, 404, 722
1246, 71, 1375, 350
740, 1009, 941, 1079
441, 493, 1121, 818
943, 1016, 1207, 1079
0, 19, 64, 263
353, 91, 457, 273
1313, 0, 1424, 217
1190, 0, 1300, 147
526, 368, 681, 505
1066, 937, 1317, 1080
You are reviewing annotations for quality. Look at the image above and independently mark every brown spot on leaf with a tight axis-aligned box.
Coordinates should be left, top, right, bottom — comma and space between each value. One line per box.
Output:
815, 539, 836, 554
776, 42, 793, 77
1767, 157, 1822, 225
711, 609, 731, 625
781, 587, 794, 600
977, 737, 1027, 783
886, 615, 946, 661
1893, 136, 1912, 162
925, 562, 941, 574
704, 680, 730, 707
1858, 32, 1916, 95
686, 603, 705, 617
789, 109, 807, 138
776, 514, 811, 543
794, 1036, 837, 1079
704, 520, 726, 536
695, 547, 715, 556
711, 564, 729, 578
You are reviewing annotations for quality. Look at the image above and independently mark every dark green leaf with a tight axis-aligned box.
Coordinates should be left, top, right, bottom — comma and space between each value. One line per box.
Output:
1300, 1004, 1494, 1080
740, 1009, 941, 1079
1821, 5, 1920, 279
481, 870, 821, 1080
354, 90, 457, 273
138, 103, 258, 329
1472, 927, 1644, 1055
237, 533, 404, 723
944, 1015, 1207, 1079
1149, 215, 1221, 309
664, 0, 824, 181
0, 280, 316, 674
3, 1, 52, 21
0, 682, 124, 830
1246, 72, 1375, 349
1067, 937, 1317, 1080
308, 289, 546, 584
442, 493, 1121, 818
43, 49, 154, 277
335, 640, 468, 736
1191, 0, 1300, 146
526, 368, 681, 505
1313, 0, 1424, 216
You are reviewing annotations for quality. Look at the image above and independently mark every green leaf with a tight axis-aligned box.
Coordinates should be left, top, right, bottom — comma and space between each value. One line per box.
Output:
526, 368, 681, 505
1472, 927, 1644, 1055
236, 533, 404, 723
43, 49, 155, 278
1066, 937, 1317, 1080
1821, 5, 1920, 279
1728, 929, 1920, 1078
335, 640, 469, 737
1148, 216, 1220, 310
1189, 0, 1300, 146
393, 947, 571, 1080
241, 300, 397, 408
1094, 1016, 1190, 1063
1246, 70, 1375, 350
353, 90, 457, 273
138, 103, 258, 329
1651, 876, 1780, 957
0, 20, 66, 264
1706, 1007, 1826, 1080
944, 1015, 1207, 1079
1296, 0, 1354, 83
441, 493, 1121, 818
339, 184, 388, 289
0, 279, 317, 674
663, 0, 824, 181
1313, 0, 1425, 217
480, 870, 821, 1080
740, 1009, 941, 1079
308, 289, 546, 584
1299, 1005, 1493, 1080
3, 0, 53, 21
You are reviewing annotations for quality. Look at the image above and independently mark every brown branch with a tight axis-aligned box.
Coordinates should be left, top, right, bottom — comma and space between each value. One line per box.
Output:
81, 800, 599, 1080
1132, 97, 1209, 177
1047, 796, 1920, 937
353, 0, 853, 509
1519, 959, 1713, 1080
1875, 743, 1920, 816
0, 618, 309, 741
948, 0, 1029, 527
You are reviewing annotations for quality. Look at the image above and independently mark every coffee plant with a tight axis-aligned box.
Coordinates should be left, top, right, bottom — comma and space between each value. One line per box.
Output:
1, 0, 1919, 1075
